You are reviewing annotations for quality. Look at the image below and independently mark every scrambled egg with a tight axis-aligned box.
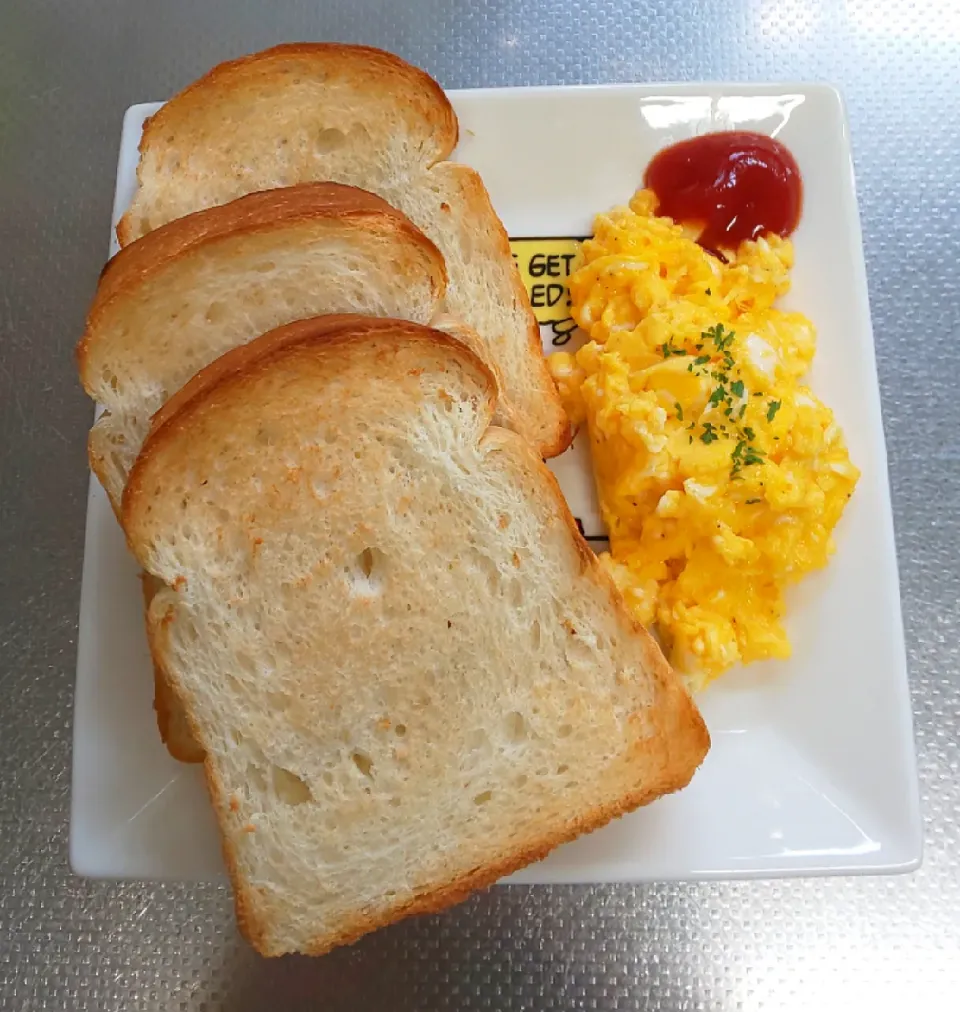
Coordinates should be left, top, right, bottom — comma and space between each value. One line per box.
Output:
549, 189, 859, 688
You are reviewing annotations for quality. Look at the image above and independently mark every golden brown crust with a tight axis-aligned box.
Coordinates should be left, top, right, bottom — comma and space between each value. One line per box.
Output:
100, 183, 393, 306
445, 164, 572, 458
290, 770, 690, 958
80, 184, 444, 391
139, 573, 205, 763
86, 423, 122, 522
117, 43, 458, 247
208, 668, 701, 958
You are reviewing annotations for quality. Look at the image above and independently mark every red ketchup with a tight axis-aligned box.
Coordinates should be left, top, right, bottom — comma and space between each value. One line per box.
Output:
643, 131, 802, 258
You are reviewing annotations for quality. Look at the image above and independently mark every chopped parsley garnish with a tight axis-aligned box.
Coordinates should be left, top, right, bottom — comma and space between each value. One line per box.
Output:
767, 399, 782, 422
703, 322, 735, 351
730, 437, 764, 478
660, 340, 688, 358
745, 498, 762, 504
707, 385, 727, 408
675, 402, 683, 421
681, 323, 767, 472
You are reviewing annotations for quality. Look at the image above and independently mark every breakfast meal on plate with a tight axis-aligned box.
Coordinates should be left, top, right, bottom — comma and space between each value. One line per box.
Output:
116, 42, 570, 459
76, 43, 711, 954
549, 131, 859, 688
121, 315, 709, 957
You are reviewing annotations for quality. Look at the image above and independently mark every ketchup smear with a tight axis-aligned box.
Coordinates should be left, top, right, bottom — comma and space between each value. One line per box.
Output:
643, 131, 802, 258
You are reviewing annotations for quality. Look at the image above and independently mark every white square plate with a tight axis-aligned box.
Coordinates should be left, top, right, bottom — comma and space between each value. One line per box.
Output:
71, 84, 920, 881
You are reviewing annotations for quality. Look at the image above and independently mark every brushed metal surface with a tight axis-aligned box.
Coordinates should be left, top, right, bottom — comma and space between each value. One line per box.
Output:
1, 0, 958, 1008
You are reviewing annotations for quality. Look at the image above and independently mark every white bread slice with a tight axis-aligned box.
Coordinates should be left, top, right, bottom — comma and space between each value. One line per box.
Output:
115, 42, 570, 458
79, 182, 447, 512
122, 315, 709, 957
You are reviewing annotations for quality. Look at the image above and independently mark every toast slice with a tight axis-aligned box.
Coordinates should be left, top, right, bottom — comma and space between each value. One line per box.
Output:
122, 315, 709, 957
80, 182, 447, 512
115, 42, 570, 457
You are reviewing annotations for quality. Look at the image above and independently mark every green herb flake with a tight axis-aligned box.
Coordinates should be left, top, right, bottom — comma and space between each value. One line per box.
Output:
767, 399, 782, 422
730, 379, 745, 398
660, 340, 689, 358
675, 402, 684, 421
743, 426, 756, 441
745, 498, 762, 504
694, 354, 711, 366
708, 386, 727, 408
703, 323, 736, 352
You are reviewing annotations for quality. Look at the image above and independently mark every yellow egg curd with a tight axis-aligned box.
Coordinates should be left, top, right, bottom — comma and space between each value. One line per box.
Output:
549, 189, 859, 688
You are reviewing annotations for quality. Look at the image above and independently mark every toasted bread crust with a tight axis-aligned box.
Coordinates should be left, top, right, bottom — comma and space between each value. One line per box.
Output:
79, 183, 445, 394
99, 183, 394, 307
127, 315, 708, 957
117, 43, 458, 247
148, 315, 489, 441
223, 751, 698, 957
439, 163, 571, 458
139, 573, 204, 763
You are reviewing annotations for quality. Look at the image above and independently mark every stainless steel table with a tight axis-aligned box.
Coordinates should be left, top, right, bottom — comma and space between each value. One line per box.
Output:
2, 1, 957, 1008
